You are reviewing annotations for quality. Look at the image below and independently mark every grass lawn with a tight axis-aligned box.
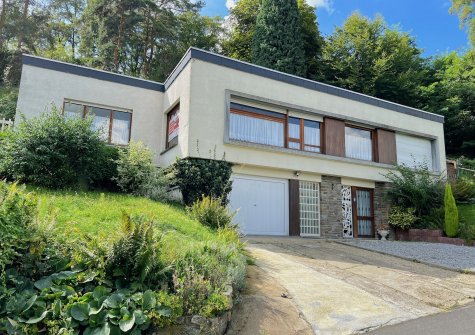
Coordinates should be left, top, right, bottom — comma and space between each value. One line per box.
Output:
31, 187, 225, 263
458, 203, 475, 241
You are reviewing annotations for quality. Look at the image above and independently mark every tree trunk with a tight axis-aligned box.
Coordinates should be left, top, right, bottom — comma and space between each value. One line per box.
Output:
113, 5, 125, 72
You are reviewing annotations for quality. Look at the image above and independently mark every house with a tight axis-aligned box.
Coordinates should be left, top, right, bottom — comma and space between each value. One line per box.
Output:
16, 48, 446, 238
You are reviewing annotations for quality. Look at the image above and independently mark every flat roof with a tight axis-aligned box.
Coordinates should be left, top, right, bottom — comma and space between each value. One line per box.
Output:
23, 48, 444, 123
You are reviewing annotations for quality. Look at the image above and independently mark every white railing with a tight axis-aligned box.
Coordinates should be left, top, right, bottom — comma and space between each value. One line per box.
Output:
0, 118, 14, 132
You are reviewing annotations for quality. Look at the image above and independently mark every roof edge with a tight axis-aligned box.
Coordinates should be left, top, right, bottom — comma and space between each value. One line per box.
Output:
22, 54, 165, 92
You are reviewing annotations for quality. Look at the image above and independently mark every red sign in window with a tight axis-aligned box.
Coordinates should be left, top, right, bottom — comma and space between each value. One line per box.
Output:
168, 109, 179, 141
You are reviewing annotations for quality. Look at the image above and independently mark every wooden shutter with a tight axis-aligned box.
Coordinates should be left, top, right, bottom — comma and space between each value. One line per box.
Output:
376, 129, 397, 164
323, 117, 345, 157
289, 179, 300, 236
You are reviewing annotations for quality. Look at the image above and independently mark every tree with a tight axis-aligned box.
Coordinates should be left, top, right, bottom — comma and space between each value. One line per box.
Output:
450, 0, 475, 46
251, 0, 306, 76
322, 12, 426, 107
444, 183, 459, 238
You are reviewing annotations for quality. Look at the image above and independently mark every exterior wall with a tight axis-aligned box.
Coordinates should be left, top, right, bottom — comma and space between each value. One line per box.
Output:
187, 59, 446, 183
320, 176, 343, 238
16, 64, 164, 163
374, 182, 392, 232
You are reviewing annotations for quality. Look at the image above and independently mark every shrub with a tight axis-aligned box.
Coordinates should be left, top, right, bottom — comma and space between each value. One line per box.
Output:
418, 207, 445, 230
0, 86, 18, 119
171, 156, 233, 206
385, 163, 444, 218
89, 144, 120, 190
187, 196, 237, 230
115, 141, 170, 200
451, 178, 475, 202
444, 183, 459, 237
388, 206, 417, 230
0, 106, 107, 188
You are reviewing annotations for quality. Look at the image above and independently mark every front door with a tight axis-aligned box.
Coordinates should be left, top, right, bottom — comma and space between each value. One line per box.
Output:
352, 187, 374, 238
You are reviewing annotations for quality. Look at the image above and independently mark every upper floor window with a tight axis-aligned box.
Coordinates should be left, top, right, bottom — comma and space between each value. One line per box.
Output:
287, 117, 321, 152
63, 101, 131, 145
345, 126, 373, 161
166, 104, 180, 149
229, 103, 285, 147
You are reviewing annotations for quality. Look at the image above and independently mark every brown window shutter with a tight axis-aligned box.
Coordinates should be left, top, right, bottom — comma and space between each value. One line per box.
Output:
289, 179, 300, 236
376, 129, 397, 164
323, 117, 345, 157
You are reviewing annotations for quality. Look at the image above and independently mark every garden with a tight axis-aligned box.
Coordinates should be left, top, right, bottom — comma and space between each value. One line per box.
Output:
385, 161, 475, 244
0, 108, 245, 334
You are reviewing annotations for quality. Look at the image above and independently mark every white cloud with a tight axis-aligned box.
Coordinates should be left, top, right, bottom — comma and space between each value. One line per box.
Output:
307, 0, 334, 13
226, 0, 236, 10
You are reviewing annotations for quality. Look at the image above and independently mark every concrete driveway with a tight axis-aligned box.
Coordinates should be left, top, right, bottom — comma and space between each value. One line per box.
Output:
242, 237, 475, 335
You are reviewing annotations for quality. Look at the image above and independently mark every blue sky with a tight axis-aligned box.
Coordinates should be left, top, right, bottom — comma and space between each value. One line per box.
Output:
201, 0, 470, 57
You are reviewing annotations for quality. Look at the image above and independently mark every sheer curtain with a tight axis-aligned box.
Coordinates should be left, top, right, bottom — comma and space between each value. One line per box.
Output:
64, 102, 83, 119
230, 113, 284, 147
304, 120, 320, 152
111, 111, 131, 145
90, 107, 111, 141
345, 127, 372, 161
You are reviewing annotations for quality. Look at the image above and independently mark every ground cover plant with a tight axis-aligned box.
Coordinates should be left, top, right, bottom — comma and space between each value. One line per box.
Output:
0, 182, 246, 334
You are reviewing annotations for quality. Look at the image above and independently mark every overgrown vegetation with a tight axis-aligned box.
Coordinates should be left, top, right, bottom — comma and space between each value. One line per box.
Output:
0, 182, 246, 334
0, 86, 18, 119
187, 196, 237, 230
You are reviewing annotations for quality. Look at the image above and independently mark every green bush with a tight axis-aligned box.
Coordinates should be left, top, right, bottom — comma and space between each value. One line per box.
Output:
0, 106, 107, 188
388, 206, 417, 230
385, 163, 444, 219
451, 178, 475, 202
444, 183, 459, 237
89, 144, 120, 190
0, 86, 18, 119
171, 156, 233, 206
115, 141, 170, 200
187, 196, 237, 230
417, 207, 445, 230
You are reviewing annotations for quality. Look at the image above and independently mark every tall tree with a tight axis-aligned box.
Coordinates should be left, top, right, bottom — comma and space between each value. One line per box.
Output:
251, 0, 306, 76
450, 0, 475, 46
322, 12, 426, 107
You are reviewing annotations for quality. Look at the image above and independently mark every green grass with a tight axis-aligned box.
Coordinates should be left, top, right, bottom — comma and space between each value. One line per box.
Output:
31, 187, 226, 262
458, 203, 475, 241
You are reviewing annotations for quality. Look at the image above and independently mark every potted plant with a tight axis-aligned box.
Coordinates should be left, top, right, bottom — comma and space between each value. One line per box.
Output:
377, 224, 390, 241
388, 206, 417, 241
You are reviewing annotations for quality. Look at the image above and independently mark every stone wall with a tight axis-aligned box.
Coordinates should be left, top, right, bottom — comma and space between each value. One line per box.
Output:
320, 175, 343, 238
374, 182, 392, 232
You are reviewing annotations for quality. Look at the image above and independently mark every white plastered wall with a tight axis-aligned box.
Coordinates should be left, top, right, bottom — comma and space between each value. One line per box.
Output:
187, 59, 446, 182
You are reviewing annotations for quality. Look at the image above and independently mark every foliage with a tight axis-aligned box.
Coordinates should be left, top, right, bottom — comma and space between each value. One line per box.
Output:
444, 183, 459, 237
451, 177, 475, 202
385, 163, 444, 219
89, 144, 120, 191
187, 196, 237, 230
114, 141, 170, 201
417, 207, 445, 230
388, 206, 417, 230
251, 0, 306, 76
0, 86, 18, 119
322, 12, 426, 107
171, 156, 233, 206
450, 0, 475, 46
105, 214, 168, 289
458, 203, 475, 241
0, 106, 107, 188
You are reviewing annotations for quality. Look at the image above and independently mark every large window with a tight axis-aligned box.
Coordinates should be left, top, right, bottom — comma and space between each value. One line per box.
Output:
166, 104, 180, 149
396, 133, 433, 170
229, 103, 285, 147
229, 103, 321, 152
63, 101, 132, 145
345, 126, 373, 161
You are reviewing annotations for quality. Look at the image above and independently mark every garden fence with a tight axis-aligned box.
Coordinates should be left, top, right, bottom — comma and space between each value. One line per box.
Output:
458, 167, 475, 180
0, 118, 14, 132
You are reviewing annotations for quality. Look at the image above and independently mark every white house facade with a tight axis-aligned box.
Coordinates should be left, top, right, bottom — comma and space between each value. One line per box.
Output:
16, 48, 446, 238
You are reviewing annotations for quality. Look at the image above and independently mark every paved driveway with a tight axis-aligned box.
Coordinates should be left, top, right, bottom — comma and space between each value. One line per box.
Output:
245, 237, 475, 335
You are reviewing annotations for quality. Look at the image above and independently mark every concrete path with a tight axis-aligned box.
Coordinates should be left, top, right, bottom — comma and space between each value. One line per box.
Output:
245, 237, 475, 335
368, 302, 475, 335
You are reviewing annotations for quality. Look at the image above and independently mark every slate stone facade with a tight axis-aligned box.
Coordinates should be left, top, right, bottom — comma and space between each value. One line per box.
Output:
320, 175, 343, 238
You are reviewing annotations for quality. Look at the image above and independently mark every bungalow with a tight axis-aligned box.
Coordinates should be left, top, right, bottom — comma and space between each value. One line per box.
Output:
16, 48, 446, 238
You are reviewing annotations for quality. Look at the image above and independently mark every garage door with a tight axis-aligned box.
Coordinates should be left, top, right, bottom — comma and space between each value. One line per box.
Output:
229, 175, 289, 236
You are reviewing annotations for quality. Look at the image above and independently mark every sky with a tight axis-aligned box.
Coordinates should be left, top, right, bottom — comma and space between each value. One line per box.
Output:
201, 0, 470, 57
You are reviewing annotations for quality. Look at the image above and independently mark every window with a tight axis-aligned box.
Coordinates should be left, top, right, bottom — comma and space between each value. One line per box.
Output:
166, 105, 180, 148
345, 126, 373, 161
229, 103, 285, 147
299, 181, 320, 237
63, 101, 131, 145
396, 133, 433, 170
287, 117, 321, 152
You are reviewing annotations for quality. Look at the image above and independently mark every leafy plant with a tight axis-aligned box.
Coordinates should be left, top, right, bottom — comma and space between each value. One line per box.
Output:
444, 183, 459, 237
171, 156, 233, 206
0, 106, 107, 188
388, 206, 417, 230
451, 177, 475, 202
187, 196, 237, 230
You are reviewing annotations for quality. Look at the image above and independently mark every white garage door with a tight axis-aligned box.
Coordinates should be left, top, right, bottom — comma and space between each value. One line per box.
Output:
229, 175, 289, 236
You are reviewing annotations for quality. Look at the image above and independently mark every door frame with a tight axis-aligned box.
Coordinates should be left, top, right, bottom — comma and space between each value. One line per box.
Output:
351, 187, 375, 238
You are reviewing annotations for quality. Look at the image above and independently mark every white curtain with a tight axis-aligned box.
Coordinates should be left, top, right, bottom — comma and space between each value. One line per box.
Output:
304, 121, 320, 152
90, 107, 110, 141
111, 111, 131, 145
230, 113, 284, 147
345, 127, 372, 161
64, 102, 83, 119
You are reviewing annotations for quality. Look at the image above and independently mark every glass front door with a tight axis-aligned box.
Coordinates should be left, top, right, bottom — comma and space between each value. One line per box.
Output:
352, 188, 374, 237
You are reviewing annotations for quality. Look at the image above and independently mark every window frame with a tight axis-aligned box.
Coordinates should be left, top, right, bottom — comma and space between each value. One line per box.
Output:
344, 125, 376, 162
62, 100, 132, 146
286, 116, 322, 153
166, 104, 180, 149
